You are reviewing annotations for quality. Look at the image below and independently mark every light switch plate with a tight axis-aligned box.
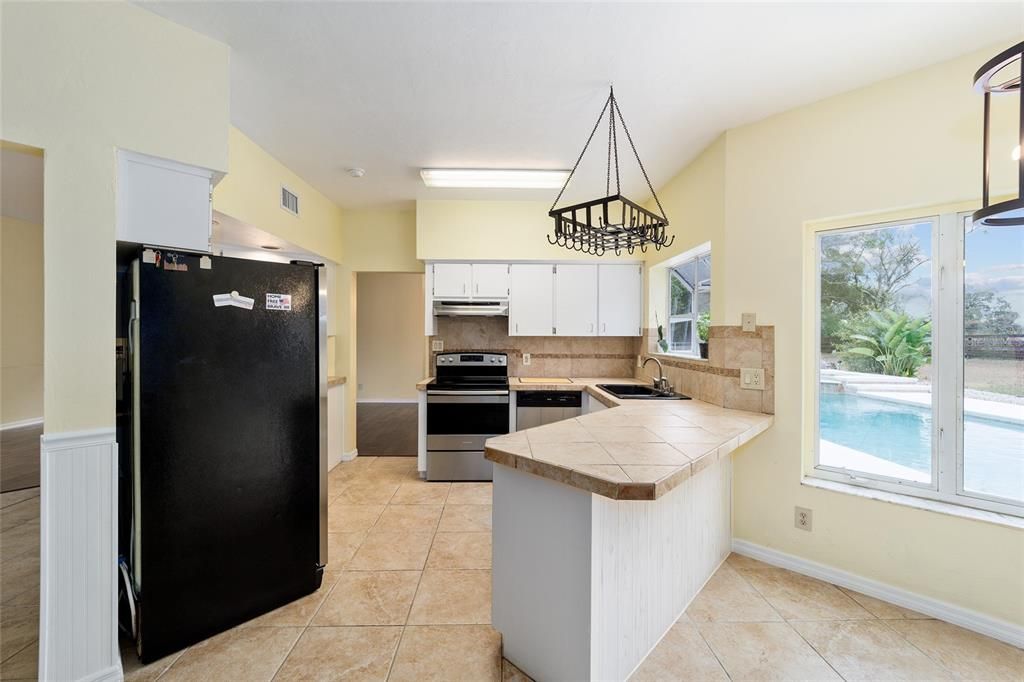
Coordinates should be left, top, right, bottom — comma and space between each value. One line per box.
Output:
637, 355, 643, 368
431, 340, 444, 352
741, 313, 756, 332
523, 353, 531, 366
740, 368, 765, 390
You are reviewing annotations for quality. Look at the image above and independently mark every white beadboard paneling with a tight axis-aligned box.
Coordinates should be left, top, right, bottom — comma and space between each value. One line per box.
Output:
492, 456, 732, 681
732, 538, 1024, 649
592, 456, 732, 680
39, 428, 121, 682
492, 464, 593, 682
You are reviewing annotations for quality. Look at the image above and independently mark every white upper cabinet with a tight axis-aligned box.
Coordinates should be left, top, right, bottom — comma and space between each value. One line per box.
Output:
432, 263, 473, 298
117, 150, 213, 252
509, 264, 554, 336
555, 264, 598, 336
472, 264, 509, 298
598, 264, 642, 336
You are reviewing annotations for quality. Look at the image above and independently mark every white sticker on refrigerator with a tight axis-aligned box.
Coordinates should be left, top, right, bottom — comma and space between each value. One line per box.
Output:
266, 293, 292, 311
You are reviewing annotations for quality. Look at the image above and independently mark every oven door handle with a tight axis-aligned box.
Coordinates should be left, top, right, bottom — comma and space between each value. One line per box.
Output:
427, 393, 509, 404
427, 390, 510, 396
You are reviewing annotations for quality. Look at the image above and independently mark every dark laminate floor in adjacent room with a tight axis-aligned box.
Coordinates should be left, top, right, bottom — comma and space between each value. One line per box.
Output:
356, 403, 417, 457
1, 424, 42, 493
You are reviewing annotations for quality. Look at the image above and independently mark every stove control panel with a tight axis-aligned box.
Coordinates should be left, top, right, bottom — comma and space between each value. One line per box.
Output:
436, 353, 507, 366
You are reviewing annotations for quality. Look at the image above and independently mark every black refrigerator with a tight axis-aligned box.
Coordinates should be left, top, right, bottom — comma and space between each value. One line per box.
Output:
122, 248, 327, 662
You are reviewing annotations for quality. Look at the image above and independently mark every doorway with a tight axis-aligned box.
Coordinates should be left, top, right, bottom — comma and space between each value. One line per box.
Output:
355, 272, 424, 456
1, 140, 44, 678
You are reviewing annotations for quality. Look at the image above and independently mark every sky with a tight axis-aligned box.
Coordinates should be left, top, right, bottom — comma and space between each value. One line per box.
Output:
822, 218, 1023, 324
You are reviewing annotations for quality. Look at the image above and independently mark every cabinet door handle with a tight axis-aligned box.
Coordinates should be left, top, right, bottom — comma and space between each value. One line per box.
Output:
589, 322, 594, 333
602, 322, 606, 333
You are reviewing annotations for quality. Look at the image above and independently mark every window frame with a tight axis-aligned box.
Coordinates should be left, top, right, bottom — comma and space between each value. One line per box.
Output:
810, 211, 1022, 518
665, 247, 711, 358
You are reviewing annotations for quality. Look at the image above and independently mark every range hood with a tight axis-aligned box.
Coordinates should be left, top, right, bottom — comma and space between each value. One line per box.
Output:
433, 300, 509, 317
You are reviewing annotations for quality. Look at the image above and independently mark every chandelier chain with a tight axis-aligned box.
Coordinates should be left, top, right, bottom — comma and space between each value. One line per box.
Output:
611, 96, 667, 222
610, 88, 621, 195
549, 93, 611, 213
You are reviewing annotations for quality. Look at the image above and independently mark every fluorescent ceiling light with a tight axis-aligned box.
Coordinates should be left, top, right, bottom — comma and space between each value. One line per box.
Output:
420, 168, 570, 189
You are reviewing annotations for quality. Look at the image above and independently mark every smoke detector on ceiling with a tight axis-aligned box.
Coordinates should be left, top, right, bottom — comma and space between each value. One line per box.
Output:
346, 167, 366, 178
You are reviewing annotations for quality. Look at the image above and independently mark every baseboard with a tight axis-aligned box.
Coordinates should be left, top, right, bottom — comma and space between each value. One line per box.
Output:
39, 427, 121, 682
1, 417, 43, 431
731, 539, 1024, 649
341, 448, 358, 462
356, 399, 418, 404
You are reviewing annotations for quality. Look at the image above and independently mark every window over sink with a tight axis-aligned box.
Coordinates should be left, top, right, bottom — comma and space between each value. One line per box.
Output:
666, 247, 711, 356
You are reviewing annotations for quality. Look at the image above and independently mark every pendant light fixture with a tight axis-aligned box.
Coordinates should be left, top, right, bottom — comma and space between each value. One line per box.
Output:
972, 41, 1023, 228
548, 86, 673, 256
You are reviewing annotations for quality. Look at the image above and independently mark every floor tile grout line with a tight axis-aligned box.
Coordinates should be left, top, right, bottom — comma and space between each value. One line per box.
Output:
383, 478, 443, 681
873, 618, 964, 679
0, 638, 37, 668
688, 621, 734, 681
785, 618, 850, 681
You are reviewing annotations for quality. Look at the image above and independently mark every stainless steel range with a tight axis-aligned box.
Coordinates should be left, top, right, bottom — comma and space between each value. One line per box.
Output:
426, 352, 510, 481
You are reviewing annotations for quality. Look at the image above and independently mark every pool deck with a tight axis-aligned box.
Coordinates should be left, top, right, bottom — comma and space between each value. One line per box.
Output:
821, 369, 1023, 426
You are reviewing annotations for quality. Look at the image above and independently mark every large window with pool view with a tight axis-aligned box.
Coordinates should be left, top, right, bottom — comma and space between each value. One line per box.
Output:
815, 214, 1023, 516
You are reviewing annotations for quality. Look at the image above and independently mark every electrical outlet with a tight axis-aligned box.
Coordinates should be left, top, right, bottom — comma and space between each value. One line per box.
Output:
740, 368, 765, 390
741, 312, 756, 332
431, 340, 444, 352
522, 353, 531, 366
637, 354, 643, 368
795, 506, 813, 531
357, 383, 364, 391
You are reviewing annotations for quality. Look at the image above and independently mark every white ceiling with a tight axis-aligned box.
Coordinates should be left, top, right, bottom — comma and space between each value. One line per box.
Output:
1, 148, 44, 223
141, 2, 1022, 209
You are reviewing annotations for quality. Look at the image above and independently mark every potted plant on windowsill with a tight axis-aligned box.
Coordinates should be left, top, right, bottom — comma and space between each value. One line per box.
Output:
697, 312, 711, 359
655, 312, 669, 353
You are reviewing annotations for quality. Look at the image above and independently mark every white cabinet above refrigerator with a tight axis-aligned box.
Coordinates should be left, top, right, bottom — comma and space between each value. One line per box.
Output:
117, 150, 214, 253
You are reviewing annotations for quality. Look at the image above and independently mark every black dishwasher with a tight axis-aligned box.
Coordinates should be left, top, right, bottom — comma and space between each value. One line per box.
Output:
516, 391, 583, 430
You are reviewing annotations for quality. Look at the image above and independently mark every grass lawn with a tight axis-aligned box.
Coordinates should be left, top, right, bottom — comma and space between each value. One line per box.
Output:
919, 357, 1022, 397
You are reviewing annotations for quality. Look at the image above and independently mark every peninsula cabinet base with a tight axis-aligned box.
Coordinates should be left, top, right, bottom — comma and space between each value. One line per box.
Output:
492, 458, 732, 681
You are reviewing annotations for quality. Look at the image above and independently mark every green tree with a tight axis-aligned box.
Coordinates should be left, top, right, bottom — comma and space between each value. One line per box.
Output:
964, 290, 1022, 335
820, 228, 928, 350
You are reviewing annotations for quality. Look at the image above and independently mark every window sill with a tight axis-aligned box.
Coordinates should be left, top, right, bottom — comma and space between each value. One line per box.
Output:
651, 351, 708, 363
801, 476, 1024, 530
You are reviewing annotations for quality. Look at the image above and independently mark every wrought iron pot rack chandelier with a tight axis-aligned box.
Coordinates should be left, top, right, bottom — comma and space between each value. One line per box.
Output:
548, 86, 673, 256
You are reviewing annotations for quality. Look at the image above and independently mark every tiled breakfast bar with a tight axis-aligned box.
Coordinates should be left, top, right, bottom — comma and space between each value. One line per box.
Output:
486, 380, 773, 681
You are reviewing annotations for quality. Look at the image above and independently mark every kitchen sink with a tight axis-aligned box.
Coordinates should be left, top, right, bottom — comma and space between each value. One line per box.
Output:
596, 384, 691, 400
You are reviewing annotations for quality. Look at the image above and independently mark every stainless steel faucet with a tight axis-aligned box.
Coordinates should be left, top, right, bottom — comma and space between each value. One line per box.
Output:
642, 356, 670, 393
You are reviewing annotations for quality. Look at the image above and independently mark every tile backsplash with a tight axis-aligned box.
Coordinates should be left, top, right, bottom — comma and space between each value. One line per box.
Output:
430, 317, 640, 377
637, 325, 775, 414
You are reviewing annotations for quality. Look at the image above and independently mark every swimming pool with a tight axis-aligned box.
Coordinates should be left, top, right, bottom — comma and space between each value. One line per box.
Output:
818, 392, 1023, 503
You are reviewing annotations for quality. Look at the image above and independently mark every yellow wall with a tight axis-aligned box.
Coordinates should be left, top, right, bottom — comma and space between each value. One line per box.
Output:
1, 217, 44, 424
417, 199, 641, 261
0, 1, 231, 433
342, 207, 421, 272
214, 127, 344, 263
642, 135, 727, 330
661, 43, 1023, 625
356, 273, 426, 401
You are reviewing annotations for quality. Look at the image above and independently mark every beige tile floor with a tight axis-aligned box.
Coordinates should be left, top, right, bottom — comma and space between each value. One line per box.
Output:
3, 460, 1022, 681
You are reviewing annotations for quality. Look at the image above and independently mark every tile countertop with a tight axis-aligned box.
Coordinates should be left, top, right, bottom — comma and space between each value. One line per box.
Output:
485, 377, 774, 501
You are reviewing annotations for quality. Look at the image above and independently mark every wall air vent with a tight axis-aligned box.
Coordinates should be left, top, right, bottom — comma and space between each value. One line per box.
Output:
281, 185, 300, 216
